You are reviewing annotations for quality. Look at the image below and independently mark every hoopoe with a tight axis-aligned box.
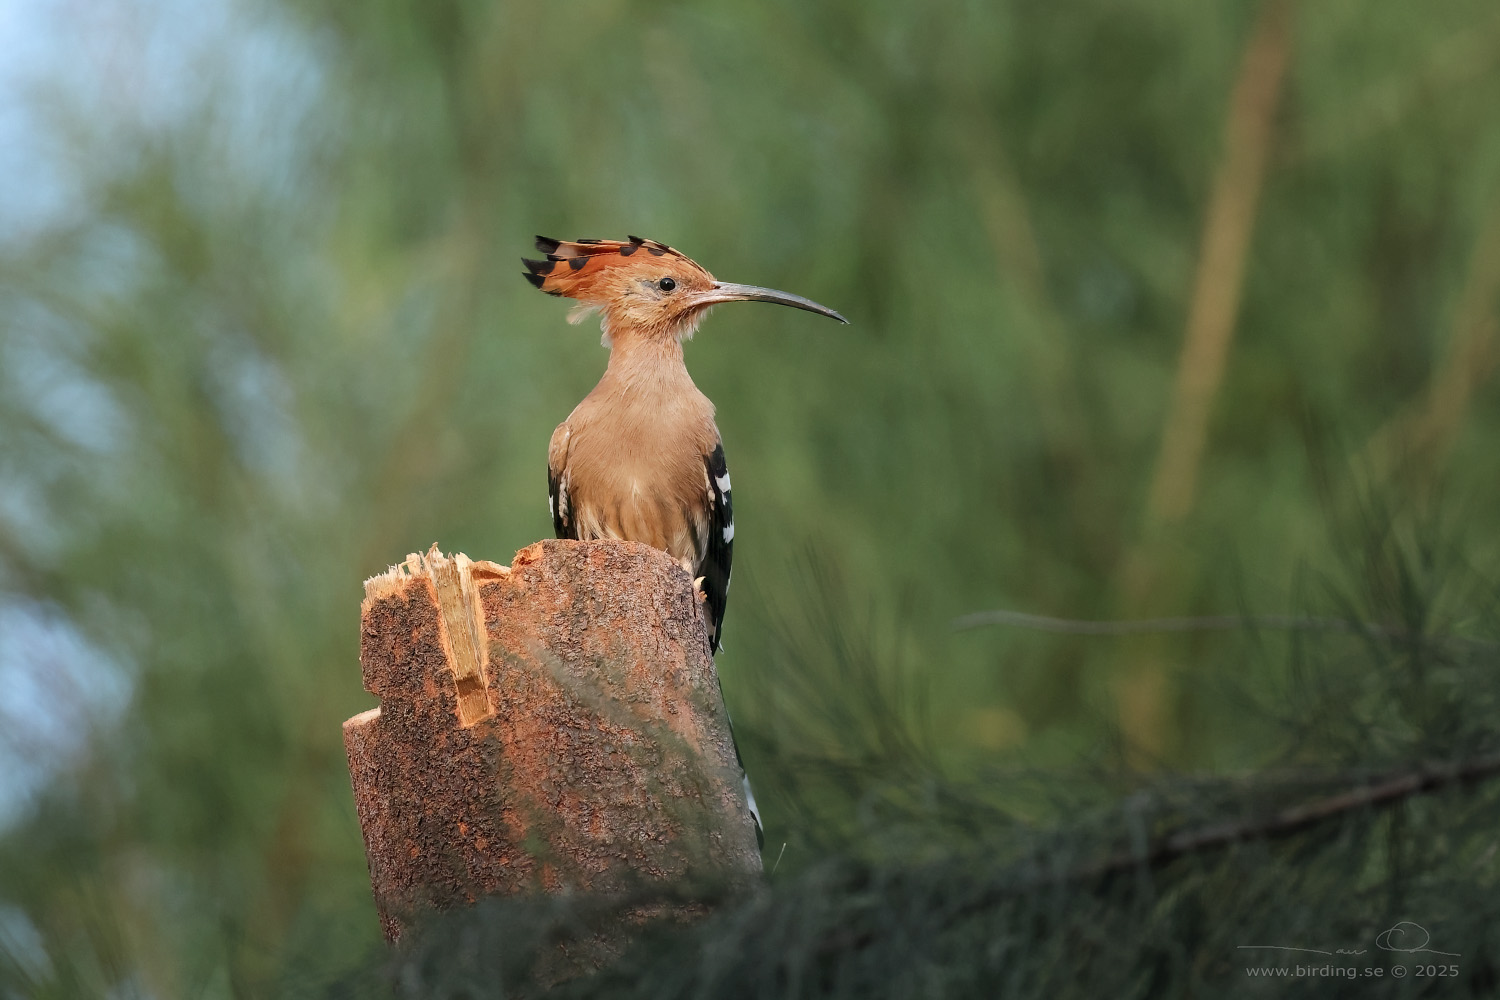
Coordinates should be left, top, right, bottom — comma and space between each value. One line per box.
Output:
523, 234, 847, 846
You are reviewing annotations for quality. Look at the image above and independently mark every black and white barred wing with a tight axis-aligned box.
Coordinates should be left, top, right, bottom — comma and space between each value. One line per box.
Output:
701, 441, 733, 652
547, 423, 575, 540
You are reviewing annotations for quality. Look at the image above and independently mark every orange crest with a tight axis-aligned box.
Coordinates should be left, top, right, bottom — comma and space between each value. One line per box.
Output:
522, 236, 713, 301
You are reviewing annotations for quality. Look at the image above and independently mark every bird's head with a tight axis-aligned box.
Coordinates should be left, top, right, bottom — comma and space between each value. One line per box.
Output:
523, 235, 846, 346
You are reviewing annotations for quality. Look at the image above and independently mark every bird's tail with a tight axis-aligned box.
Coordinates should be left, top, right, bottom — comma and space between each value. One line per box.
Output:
718, 677, 764, 849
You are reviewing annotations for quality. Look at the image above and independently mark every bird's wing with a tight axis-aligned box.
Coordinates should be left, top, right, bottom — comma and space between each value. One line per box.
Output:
700, 442, 756, 841
701, 440, 733, 652
547, 423, 575, 539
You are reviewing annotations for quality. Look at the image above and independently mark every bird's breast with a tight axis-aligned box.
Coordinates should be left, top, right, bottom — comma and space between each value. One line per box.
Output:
569, 470, 710, 572
562, 396, 718, 573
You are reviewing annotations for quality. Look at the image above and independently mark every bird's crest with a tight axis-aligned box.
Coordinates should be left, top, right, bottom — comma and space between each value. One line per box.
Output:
521, 233, 847, 343
522, 235, 711, 301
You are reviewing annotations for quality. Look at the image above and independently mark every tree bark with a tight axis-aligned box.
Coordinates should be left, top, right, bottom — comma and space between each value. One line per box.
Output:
343, 539, 762, 944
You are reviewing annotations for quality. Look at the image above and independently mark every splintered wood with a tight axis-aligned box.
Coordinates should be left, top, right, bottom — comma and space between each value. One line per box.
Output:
344, 539, 762, 943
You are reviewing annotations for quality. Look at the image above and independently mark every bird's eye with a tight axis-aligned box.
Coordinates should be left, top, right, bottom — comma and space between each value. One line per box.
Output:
658, 277, 677, 292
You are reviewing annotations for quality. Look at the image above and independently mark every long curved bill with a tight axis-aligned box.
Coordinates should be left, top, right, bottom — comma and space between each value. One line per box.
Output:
689, 281, 848, 324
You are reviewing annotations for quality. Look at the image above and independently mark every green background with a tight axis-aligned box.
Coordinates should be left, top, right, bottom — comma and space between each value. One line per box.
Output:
2, 0, 1499, 994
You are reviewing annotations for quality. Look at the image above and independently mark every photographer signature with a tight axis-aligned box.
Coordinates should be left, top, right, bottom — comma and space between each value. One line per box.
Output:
1237, 921, 1459, 958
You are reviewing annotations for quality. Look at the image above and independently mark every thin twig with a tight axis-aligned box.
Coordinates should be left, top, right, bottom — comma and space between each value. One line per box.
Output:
951, 608, 1499, 649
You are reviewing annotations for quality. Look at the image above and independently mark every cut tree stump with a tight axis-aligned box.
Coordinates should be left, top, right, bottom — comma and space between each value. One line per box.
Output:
344, 539, 762, 944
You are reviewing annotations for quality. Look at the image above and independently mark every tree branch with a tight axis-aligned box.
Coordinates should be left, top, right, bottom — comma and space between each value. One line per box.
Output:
1080, 751, 1500, 880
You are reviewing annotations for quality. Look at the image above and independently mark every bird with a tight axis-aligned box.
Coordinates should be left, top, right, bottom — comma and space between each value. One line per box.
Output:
523, 234, 847, 848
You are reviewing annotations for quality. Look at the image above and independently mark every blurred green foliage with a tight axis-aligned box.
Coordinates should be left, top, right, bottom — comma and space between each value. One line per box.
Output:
2, 0, 1500, 995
